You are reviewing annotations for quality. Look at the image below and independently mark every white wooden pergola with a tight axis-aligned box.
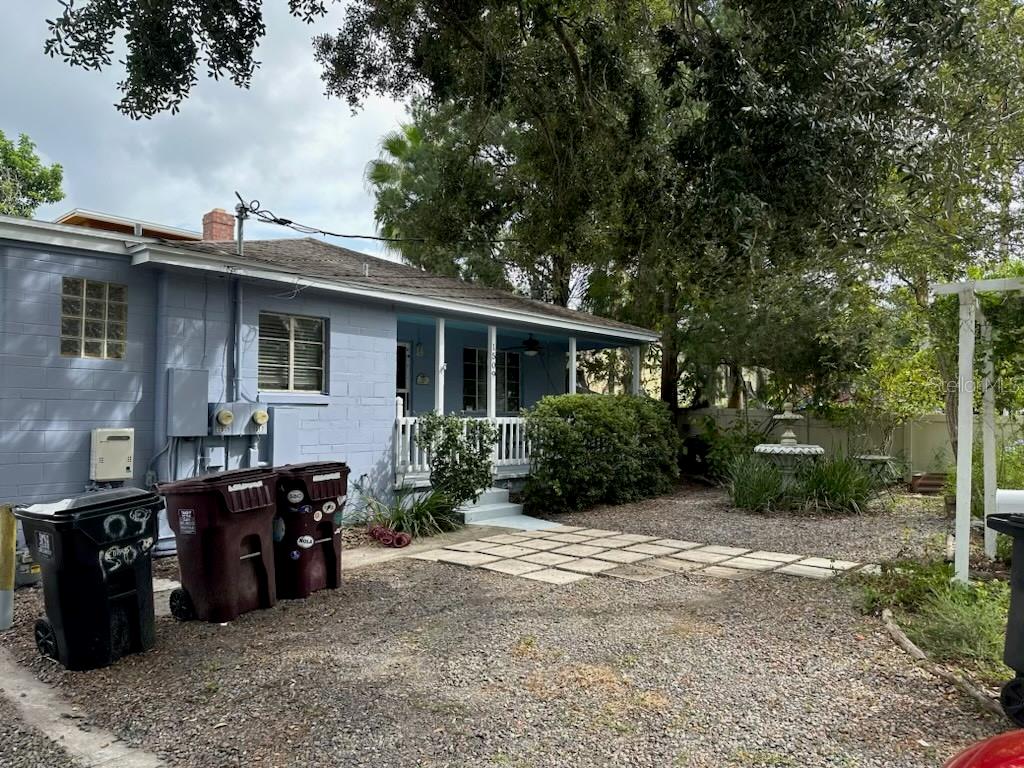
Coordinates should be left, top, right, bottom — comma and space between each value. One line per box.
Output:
931, 278, 1022, 582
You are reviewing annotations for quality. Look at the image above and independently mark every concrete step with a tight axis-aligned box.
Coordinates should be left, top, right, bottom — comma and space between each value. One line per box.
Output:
461, 502, 525, 524
473, 487, 510, 506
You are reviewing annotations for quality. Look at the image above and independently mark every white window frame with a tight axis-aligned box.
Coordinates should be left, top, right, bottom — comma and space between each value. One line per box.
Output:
258, 312, 326, 393
462, 347, 520, 414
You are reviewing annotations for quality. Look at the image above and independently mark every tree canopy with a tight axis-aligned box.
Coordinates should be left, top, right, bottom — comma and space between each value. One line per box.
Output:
0, 130, 64, 218
42, 0, 1024, 423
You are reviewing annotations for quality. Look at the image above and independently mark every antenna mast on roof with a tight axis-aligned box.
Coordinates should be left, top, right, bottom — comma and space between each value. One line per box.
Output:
234, 201, 248, 257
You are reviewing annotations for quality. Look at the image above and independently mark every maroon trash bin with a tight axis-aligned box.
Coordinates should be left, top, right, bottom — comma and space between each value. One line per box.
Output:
273, 462, 349, 599
158, 468, 277, 622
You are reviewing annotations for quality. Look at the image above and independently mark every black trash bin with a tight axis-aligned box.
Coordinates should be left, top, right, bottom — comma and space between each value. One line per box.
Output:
986, 512, 1024, 724
14, 488, 162, 671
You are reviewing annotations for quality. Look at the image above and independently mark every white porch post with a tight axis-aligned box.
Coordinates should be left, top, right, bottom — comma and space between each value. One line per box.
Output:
954, 289, 977, 583
631, 345, 642, 395
568, 336, 577, 394
981, 306, 997, 559
487, 325, 497, 419
435, 317, 446, 415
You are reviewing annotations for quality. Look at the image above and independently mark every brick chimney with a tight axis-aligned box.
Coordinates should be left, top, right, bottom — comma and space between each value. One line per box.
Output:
202, 208, 235, 241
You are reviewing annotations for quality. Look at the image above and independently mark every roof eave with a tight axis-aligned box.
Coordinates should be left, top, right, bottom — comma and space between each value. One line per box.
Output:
132, 244, 660, 344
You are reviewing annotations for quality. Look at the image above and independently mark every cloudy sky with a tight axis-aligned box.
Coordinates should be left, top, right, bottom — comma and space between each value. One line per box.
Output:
0, 1, 407, 252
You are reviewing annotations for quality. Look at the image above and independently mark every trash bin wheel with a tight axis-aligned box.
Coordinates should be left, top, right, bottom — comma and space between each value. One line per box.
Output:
1000, 676, 1024, 726
169, 587, 196, 621
34, 618, 58, 660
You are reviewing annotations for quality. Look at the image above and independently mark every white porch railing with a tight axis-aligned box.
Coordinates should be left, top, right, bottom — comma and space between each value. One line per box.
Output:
394, 413, 531, 487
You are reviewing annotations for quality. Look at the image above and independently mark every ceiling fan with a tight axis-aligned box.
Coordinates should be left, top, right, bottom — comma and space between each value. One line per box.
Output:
502, 334, 542, 357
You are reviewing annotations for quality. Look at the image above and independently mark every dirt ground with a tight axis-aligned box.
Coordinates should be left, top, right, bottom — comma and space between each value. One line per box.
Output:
0, 489, 1004, 768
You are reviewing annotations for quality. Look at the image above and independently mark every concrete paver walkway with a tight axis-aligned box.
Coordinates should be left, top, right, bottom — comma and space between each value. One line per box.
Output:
408, 524, 872, 584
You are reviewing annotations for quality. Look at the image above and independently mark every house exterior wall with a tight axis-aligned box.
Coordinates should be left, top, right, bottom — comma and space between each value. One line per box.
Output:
398, 321, 568, 415
0, 243, 157, 504
0, 242, 397, 506
158, 273, 398, 499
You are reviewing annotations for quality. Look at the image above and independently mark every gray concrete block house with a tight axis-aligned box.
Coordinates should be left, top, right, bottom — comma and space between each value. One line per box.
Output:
0, 207, 658, 507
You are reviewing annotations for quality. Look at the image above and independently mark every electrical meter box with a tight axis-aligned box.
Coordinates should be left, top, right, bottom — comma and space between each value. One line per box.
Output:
209, 402, 270, 437
90, 428, 135, 481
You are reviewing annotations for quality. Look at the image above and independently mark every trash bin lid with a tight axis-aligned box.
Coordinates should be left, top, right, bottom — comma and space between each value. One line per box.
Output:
158, 467, 274, 494
987, 513, 1024, 537
944, 730, 1024, 767
16, 487, 160, 519
276, 461, 349, 477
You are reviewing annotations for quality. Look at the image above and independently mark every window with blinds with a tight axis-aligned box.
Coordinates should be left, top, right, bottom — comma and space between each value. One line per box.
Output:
60, 277, 127, 359
258, 312, 326, 392
462, 348, 520, 413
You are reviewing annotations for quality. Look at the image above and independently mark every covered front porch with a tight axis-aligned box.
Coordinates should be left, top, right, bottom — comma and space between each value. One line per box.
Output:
394, 313, 649, 486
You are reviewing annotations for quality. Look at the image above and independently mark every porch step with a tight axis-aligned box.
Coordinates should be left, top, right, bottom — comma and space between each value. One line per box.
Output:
475, 487, 510, 506
461, 502, 525, 525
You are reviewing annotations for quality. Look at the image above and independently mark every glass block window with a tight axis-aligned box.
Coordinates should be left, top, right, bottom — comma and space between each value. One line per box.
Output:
60, 277, 127, 359
462, 348, 520, 413
258, 312, 325, 392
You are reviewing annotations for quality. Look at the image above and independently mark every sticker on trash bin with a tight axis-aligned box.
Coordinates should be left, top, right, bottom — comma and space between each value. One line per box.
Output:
272, 517, 285, 542
298, 504, 312, 515
35, 530, 53, 558
337, 495, 347, 506
323, 501, 337, 515
286, 490, 304, 504
228, 480, 264, 493
178, 509, 196, 535
313, 471, 341, 483
290, 550, 301, 560
296, 535, 314, 549
313, 510, 323, 522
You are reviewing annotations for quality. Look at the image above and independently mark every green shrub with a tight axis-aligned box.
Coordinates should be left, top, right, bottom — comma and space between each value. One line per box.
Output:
998, 532, 1014, 565
524, 394, 680, 514
417, 412, 498, 508
726, 454, 783, 512
857, 559, 1012, 686
859, 559, 955, 614
792, 456, 876, 514
363, 487, 461, 538
905, 579, 1011, 684
700, 417, 766, 482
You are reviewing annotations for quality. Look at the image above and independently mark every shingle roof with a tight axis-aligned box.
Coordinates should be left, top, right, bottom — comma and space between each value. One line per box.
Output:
172, 237, 655, 338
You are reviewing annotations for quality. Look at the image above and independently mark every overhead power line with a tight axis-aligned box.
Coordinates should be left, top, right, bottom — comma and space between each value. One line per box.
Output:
233, 192, 517, 246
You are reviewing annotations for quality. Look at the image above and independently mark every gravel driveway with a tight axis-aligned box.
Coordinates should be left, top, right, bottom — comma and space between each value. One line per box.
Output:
1, 549, 1002, 767
0, 695, 82, 768
538, 485, 950, 563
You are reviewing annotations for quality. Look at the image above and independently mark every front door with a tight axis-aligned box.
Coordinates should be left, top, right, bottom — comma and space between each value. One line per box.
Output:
396, 342, 411, 415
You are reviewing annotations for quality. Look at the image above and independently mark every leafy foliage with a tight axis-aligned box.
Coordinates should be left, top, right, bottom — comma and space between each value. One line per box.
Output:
726, 454, 783, 513
416, 411, 498, 509
727, 454, 877, 514
859, 559, 1012, 686
699, 417, 768, 482
362, 487, 461, 539
524, 394, 680, 514
792, 456, 876, 515
43, 0, 329, 118
946, 430, 1024, 517
0, 131, 64, 217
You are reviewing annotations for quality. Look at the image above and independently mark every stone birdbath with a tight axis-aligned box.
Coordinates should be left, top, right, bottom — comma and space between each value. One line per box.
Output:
753, 403, 824, 483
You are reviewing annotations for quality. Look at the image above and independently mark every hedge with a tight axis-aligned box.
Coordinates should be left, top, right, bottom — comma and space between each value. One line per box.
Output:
524, 394, 680, 514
